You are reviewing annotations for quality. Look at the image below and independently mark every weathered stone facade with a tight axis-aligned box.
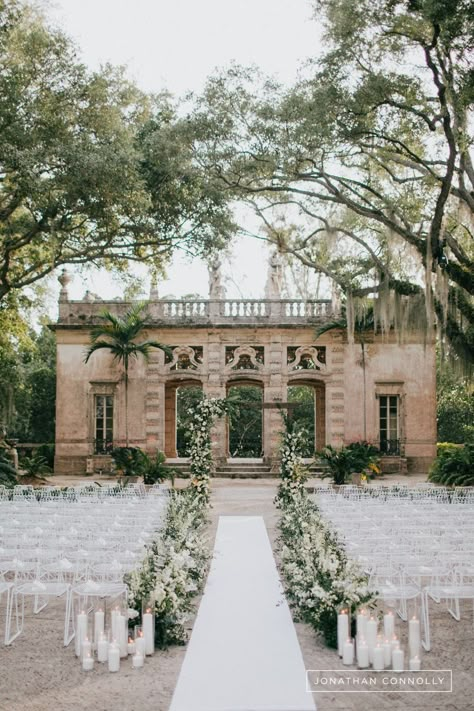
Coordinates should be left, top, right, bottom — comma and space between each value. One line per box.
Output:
53, 287, 436, 475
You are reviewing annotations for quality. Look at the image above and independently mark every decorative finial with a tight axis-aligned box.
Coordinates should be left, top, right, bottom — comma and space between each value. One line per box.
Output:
149, 277, 159, 301
58, 268, 72, 302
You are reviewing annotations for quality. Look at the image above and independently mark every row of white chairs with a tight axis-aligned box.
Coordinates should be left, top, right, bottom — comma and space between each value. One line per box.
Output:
0, 486, 169, 647
313, 488, 474, 651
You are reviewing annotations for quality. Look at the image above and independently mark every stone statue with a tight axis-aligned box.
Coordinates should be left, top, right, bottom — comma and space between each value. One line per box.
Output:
208, 254, 225, 299
264, 251, 283, 299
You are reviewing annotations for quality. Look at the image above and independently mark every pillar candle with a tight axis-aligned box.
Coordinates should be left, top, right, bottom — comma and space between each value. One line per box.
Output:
118, 615, 128, 658
111, 608, 119, 642
142, 608, 154, 655
108, 642, 120, 672
337, 610, 349, 657
135, 631, 146, 657
409, 655, 421, 671
382, 639, 392, 667
127, 637, 136, 655
373, 644, 384, 671
383, 611, 395, 639
356, 637, 369, 668
408, 616, 421, 659
81, 637, 92, 662
132, 652, 144, 669
392, 647, 404, 672
356, 609, 367, 640
94, 609, 104, 648
366, 616, 378, 664
391, 634, 400, 652
342, 639, 354, 666
97, 634, 108, 663
82, 653, 94, 671
75, 611, 88, 657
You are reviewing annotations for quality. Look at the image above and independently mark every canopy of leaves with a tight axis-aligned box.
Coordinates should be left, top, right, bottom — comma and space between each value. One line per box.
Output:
0, 1, 235, 303
189, 0, 474, 365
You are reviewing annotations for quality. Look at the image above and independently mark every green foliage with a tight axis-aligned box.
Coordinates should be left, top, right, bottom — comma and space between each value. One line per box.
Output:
85, 303, 170, 447
0, 1, 234, 303
287, 385, 315, 458
227, 385, 263, 458
429, 444, 474, 486
317, 445, 354, 485
190, 0, 474, 363
0, 450, 17, 487
0, 324, 56, 442
278, 494, 374, 648
111, 447, 146, 477
176, 387, 204, 457
19, 454, 51, 477
437, 379, 474, 444
141, 450, 176, 486
317, 442, 380, 484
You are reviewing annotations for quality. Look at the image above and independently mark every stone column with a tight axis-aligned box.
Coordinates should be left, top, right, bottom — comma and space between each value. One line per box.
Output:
145, 351, 166, 455
263, 335, 286, 465
315, 384, 326, 450
205, 334, 227, 464
164, 384, 177, 458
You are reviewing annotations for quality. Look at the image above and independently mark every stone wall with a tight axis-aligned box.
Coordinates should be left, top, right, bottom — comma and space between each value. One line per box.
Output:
53, 299, 436, 475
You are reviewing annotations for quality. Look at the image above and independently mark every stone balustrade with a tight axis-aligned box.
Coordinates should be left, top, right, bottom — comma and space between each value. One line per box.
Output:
57, 298, 334, 327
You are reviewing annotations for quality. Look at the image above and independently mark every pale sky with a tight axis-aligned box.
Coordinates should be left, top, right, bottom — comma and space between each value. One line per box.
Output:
45, 0, 322, 301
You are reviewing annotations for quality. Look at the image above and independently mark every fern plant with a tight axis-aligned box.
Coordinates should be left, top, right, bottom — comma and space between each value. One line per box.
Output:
0, 451, 17, 488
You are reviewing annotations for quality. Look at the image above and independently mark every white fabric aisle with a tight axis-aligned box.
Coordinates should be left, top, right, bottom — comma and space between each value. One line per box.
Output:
168, 515, 316, 711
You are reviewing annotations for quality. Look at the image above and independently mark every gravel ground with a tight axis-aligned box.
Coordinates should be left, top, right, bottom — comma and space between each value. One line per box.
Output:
0, 476, 472, 711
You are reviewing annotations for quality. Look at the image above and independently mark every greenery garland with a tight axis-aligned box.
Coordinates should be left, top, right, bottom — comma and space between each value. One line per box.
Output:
275, 420, 374, 648
274, 417, 309, 507
126, 490, 210, 647
187, 397, 228, 503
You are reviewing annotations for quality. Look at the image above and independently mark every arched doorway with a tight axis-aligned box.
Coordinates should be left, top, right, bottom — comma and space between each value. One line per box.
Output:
164, 380, 203, 458
287, 380, 326, 455
227, 382, 263, 459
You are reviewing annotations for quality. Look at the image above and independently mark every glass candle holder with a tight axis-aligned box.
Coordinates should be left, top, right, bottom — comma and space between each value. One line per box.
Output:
134, 625, 146, 657
142, 600, 155, 655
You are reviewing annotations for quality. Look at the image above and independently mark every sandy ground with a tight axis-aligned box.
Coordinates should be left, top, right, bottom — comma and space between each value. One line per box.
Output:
0, 476, 472, 711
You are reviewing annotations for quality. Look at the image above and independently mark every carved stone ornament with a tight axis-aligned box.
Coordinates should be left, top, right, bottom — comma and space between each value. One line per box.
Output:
167, 346, 202, 371
288, 346, 327, 372
225, 345, 263, 371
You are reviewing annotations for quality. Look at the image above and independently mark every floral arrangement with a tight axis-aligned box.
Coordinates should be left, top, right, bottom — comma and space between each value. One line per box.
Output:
187, 396, 228, 502
277, 494, 375, 648
126, 490, 210, 647
274, 418, 310, 507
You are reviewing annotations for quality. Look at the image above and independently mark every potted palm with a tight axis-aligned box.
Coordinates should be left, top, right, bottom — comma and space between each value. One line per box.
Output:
316, 445, 354, 487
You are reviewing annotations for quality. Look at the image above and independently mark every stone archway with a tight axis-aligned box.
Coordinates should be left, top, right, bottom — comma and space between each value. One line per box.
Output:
287, 379, 326, 453
164, 378, 203, 458
226, 379, 264, 459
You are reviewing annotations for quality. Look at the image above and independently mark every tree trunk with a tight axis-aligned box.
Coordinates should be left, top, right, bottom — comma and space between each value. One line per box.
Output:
124, 361, 129, 448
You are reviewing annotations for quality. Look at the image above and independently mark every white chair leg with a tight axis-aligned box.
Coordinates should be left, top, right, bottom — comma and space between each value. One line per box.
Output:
421, 592, 431, 652
5, 591, 23, 646
64, 589, 74, 646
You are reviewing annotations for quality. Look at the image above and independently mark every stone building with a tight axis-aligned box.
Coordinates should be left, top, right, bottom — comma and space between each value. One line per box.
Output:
52, 269, 436, 475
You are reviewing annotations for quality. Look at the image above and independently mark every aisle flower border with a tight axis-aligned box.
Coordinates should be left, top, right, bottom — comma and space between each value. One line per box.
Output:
126, 489, 210, 647
275, 420, 375, 648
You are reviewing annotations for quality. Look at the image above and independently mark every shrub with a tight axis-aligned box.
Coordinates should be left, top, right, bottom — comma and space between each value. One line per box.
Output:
19, 454, 51, 477
36, 444, 55, 469
0, 450, 17, 487
111, 447, 147, 476
141, 450, 176, 486
429, 444, 474, 486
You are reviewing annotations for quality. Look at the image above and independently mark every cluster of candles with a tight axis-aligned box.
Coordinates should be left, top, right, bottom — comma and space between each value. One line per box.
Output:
75, 606, 155, 672
337, 609, 422, 672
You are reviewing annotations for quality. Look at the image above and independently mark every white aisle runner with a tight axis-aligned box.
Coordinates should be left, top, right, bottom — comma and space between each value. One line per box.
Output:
169, 516, 316, 711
